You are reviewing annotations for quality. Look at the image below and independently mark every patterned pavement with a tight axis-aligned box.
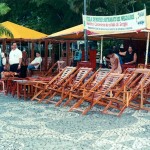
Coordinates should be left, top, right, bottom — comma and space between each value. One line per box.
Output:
0, 94, 149, 150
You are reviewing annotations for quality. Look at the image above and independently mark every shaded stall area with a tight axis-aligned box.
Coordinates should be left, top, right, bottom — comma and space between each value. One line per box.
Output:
0, 21, 56, 73
47, 15, 150, 68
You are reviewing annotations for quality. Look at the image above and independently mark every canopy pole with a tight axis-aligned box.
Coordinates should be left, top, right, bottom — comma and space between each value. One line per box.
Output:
61, 42, 63, 59
28, 41, 30, 63
71, 43, 74, 65
19, 41, 21, 50
0, 47, 1, 70
100, 36, 103, 65
38, 41, 42, 72
145, 32, 150, 65
59, 43, 61, 60
45, 40, 48, 71
84, 0, 88, 61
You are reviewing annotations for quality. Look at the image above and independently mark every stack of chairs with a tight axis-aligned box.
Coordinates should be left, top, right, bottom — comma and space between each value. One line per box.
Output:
31, 67, 93, 105
69, 72, 125, 115
54, 67, 93, 106
26, 67, 149, 117
0, 64, 149, 117
65, 68, 111, 108
102, 69, 150, 116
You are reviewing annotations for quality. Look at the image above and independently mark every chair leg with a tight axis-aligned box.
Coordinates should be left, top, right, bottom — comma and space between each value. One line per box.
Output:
3, 81, 6, 95
69, 98, 84, 111
0, 81, 5, 94
64, 93, 73, 106
82, 103, 95, 115
55, 94, 68, 106
45, 92, 57, 103
38, 93, 49, 103
31, 90, 43, 101
102, 101, 113, 114
63, 96, 73, 107
118, 105, 127, 117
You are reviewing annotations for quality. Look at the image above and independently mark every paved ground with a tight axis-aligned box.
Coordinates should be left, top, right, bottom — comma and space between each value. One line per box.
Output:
0, 94, 149, 150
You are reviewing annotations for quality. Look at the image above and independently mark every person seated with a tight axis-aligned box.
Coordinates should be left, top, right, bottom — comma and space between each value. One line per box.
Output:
27, 51, 42, 71
105, 48, 122, 74
119, 46, 137, 65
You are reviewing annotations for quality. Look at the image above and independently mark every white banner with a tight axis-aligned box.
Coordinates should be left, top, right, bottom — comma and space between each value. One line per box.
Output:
83, 9, 146, 31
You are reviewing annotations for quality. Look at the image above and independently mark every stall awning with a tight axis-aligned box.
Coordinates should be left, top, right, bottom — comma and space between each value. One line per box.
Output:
48, 24, 84, 40
48, 15, 150, 40
0, 21, 47, 39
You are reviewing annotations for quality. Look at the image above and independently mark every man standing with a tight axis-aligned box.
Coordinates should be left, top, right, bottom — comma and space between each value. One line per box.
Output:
9, 43, 22, 73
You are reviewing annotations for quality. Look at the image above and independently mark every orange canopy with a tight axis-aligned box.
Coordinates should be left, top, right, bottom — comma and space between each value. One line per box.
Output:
48, 15, 150, 40
0, 21, 47, 39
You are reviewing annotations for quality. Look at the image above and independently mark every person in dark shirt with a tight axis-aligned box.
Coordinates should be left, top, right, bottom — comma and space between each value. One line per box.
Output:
20, 50, 28, 78
119, 46, 137, 64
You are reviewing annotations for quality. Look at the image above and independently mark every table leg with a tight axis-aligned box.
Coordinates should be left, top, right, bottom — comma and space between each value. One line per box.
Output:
17, 82, 20, 99
24, 85, 26, 100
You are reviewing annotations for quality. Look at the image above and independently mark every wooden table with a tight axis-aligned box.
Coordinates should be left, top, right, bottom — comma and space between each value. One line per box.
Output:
2, 77, 21, 95
16, 80, 36, 100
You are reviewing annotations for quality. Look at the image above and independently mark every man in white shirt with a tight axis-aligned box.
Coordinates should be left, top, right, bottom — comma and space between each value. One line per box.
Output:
9, 43, 22, 73
27, 51, 42, 70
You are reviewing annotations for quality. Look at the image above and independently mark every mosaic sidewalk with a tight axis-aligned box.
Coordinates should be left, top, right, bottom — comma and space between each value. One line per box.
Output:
0, 95, 149, 150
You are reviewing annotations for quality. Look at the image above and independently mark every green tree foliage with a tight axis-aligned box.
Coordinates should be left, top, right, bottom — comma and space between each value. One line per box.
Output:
0, 3, 13, 38
0, 0, 149, 35
134, 0, 150, 14
0, 0, 81, 34
0, 3, 10, 15
68, 0, 143, 15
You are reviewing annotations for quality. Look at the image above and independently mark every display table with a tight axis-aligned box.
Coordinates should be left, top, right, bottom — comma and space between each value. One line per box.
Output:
2, 77, 22, 95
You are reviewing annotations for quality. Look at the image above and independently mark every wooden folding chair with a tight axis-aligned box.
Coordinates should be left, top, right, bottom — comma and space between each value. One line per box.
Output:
102, 69, 150, 116
81, 68, 111, 91
45, 67, 93, 106
123, 67, 136, 74
127, 70, 150, 110
64, 68, 111, 108
143, 75, 150, 100
69, 73, 125, 115
111, 68, 136, 92
44, 60, 66, 77
31, 66, 76, 102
